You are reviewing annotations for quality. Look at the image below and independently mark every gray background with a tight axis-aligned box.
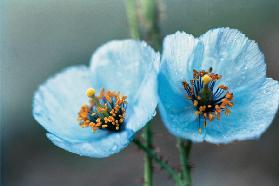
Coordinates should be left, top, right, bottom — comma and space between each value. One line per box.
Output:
1, 0, 279, 185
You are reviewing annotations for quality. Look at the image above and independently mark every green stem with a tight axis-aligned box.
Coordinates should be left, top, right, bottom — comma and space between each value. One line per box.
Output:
177, 138, 192, 186
137, 1, 161, 183
126, 0, 162, 185
126, 1, 154, 185
143, 124, 153, 186
139, 0, 161, 50
125, 0, 140, 39
134, 139, 185, 186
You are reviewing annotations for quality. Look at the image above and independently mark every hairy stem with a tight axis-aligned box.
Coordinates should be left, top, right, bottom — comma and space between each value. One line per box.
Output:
139, 0, 161, 50
125, 0, 140, 39
126, 0, 162, 185
177, 138, 192, 186
134, 139, 185, 186
143, 124, 153, 186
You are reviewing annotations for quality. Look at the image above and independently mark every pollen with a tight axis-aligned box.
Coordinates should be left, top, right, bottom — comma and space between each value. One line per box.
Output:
182, 68, 234, 134
78, 88, 127, 133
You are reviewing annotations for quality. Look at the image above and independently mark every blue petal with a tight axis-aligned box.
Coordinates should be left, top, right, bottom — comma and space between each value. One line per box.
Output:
46, 129, 134, 158
89, 40, 160, 131
161, 28, 266, 94
33, 66, 108, 143
89, 40, 160, 103
158, 70, 197, 135
160, 78, 279, 143
158, 31, 205, 140
159, 28, 278, 143
161, 31, 202, 87
192, 78, 279, 143
199, 28, 266, 94
34, 40, 159, 157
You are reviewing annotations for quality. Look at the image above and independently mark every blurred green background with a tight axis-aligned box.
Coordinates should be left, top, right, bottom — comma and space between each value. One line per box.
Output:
1, 0, 279, 185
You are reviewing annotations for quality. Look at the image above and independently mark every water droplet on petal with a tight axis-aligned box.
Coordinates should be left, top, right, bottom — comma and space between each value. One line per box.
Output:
152, 111, 157, 117
111, 145, 117, 152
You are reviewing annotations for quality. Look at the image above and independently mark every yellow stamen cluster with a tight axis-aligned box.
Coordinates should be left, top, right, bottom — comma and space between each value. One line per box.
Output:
211, 92, 234, 119
182, 69, 234, 134
78, 88, 127, 132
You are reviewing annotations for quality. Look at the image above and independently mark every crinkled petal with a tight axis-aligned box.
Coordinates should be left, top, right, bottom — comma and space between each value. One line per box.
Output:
199, 28, 266, 94
161, 28, 266, 94
158, 70, 197, 134
90, 40, 160, 131
161, 31, 202, 87
124, 62, 159, 131
204, 78, 279, 143
47, 129, 134, 158
90, 40, 160, 103
33, 66, 108, 143
158, 32, 200, 129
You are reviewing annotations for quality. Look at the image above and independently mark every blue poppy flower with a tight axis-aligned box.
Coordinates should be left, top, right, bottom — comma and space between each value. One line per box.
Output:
33, 40, 159, 157
158, 28, 279, 143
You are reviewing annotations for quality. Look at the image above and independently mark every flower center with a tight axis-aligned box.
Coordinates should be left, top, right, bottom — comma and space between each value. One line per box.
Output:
78, 88, 127, 132
182, 68, 234, 134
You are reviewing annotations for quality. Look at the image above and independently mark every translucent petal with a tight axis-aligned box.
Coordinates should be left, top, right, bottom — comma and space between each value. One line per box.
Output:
47, 128, 134, 158
199, 28, 266, 94
158, 70, 197, 134
205, 78, 279, 143
90, 40, 160, 131
158, 31, 201, 132
161, 31, 202, 86
90, 40, 160, 104
125, 58, 159, 131
161, 28, 266, 94
33, 66, 108, 143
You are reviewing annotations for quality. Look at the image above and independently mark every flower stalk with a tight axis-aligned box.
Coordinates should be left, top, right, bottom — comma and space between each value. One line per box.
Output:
126, 0, 195, 185
138, 0, 161, 50
177, 138, 192, 186
125, 0, 140, 39
126, 1, 158, 185
143, 124, 153, 186
133, 139, 185, 186
136, 0, 162, 184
